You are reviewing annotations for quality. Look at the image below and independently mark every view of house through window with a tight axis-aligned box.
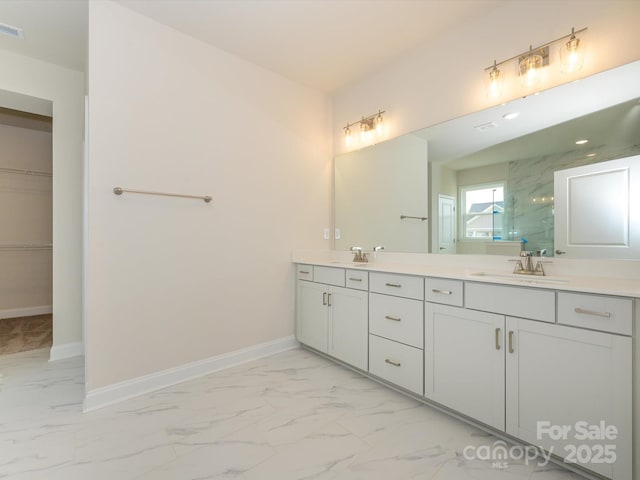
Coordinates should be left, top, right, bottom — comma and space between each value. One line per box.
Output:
460, 184, 504, 239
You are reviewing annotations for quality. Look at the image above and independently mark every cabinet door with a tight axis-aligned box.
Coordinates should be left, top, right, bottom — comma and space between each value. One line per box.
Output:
506, 317, 631, 479
425, 303, 505, 430
296, 281, 328, 353
329, 286, 368, 371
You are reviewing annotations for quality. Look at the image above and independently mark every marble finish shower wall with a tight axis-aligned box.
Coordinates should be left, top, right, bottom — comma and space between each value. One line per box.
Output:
507, 144, 640, 255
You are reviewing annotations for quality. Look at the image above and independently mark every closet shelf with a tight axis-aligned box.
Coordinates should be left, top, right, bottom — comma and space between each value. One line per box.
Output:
0, 244, 53, 250
0, 166, 52, 177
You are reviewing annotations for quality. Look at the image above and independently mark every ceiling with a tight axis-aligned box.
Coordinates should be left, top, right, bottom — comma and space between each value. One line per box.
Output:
0, 0, 505, 93
0, 0, 87, 72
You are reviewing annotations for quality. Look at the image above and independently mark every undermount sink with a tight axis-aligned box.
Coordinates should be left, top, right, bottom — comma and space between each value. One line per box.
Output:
330, 261, 369, 267
470, 272, 569, 285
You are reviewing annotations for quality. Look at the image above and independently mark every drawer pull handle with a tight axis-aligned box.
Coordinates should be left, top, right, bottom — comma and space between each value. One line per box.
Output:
574, 307, 611, 318
349, 277, 363, 282
432, 289, 452, 295
327, 293, 332, 307
495, 328, 501, 350
508, 331, 514, 354
385, 283, 402, 288
385, 359, 401, 367
384, 315, 402, 322
322, 292, 327, 306
299, 270, 310, 274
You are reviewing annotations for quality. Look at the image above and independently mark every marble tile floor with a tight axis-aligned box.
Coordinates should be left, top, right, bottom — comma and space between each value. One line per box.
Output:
0, 314, 52, 356
0, 347, 588, 480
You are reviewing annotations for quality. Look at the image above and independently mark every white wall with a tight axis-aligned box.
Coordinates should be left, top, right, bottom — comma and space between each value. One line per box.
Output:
332, 0, 640, 154
86, 1, 331, 390
0, 123, 52, 316
0, 52, 84, 349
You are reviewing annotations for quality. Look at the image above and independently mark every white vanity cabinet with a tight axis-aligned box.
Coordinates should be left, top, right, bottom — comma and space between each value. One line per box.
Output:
505, 316, 632, 480
424, 303, 505, 430
295, 262, 635, 479
296, 266, 368, 371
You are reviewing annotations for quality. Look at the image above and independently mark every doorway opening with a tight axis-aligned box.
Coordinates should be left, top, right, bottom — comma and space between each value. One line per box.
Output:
0, 104, 53, 356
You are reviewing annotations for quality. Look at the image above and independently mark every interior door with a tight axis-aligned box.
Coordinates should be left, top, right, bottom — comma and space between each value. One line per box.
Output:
554, 155, 639, 258
438, 194, 456, 254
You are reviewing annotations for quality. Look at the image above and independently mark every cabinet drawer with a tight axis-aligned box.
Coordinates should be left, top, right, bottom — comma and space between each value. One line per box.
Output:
346, 269, 369, 290
296, 264, 313, 281
425, 278, 463, 307
369, 293, 423, 348
313, 266, 345, 287
465, 282, 555, 323
370, 272, 424, 300
557, 292, 632, 335
369, 334, 423, 395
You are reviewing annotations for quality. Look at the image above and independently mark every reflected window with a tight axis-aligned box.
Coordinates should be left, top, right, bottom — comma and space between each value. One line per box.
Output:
460, 184, 504, 240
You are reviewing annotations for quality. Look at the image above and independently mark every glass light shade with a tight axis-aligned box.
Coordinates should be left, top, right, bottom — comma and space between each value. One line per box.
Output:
560, 35, 584, 73
375, 113, 384, 136
519, 52, 543, 87
360, 122, 369, 142
344, 126, 352, 147
485, 65, 504, 99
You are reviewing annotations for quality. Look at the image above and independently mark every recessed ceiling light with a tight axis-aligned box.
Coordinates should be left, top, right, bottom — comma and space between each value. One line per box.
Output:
502, 112, 519, 120
586, 153, 596, 157
575, 139, 589, 145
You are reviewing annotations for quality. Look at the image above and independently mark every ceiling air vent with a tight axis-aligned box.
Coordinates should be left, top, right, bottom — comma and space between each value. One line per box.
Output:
0, 22, 24, 39
474, 122, 498, 132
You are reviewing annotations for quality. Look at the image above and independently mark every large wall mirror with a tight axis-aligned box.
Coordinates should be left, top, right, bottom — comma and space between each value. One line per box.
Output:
334, 60, 640, 259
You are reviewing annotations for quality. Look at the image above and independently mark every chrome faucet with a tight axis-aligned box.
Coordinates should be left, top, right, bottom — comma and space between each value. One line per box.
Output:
373, 245, 384, 253
512, 250, 546, 276
351, 246, 368, 263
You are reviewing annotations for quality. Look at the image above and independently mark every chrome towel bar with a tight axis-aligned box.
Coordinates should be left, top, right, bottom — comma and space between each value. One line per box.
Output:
400, 215, 427, 221
113, 187, 212, 203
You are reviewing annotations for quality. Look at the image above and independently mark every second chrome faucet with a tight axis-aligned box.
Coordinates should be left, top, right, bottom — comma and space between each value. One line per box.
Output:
512, 250, 547, 276
351, 245, 385, 263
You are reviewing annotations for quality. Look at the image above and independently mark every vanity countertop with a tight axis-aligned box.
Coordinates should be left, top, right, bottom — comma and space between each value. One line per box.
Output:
292, 252, 640, 298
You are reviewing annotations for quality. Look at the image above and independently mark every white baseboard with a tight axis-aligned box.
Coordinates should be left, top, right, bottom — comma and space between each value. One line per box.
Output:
83, 335, 299, 412
0, 305, 52, 320
49, 342, 84, 362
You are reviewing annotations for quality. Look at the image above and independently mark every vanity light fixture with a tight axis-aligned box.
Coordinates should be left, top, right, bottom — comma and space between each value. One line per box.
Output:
484, 27, 587, 97
343, 110, 386, 146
